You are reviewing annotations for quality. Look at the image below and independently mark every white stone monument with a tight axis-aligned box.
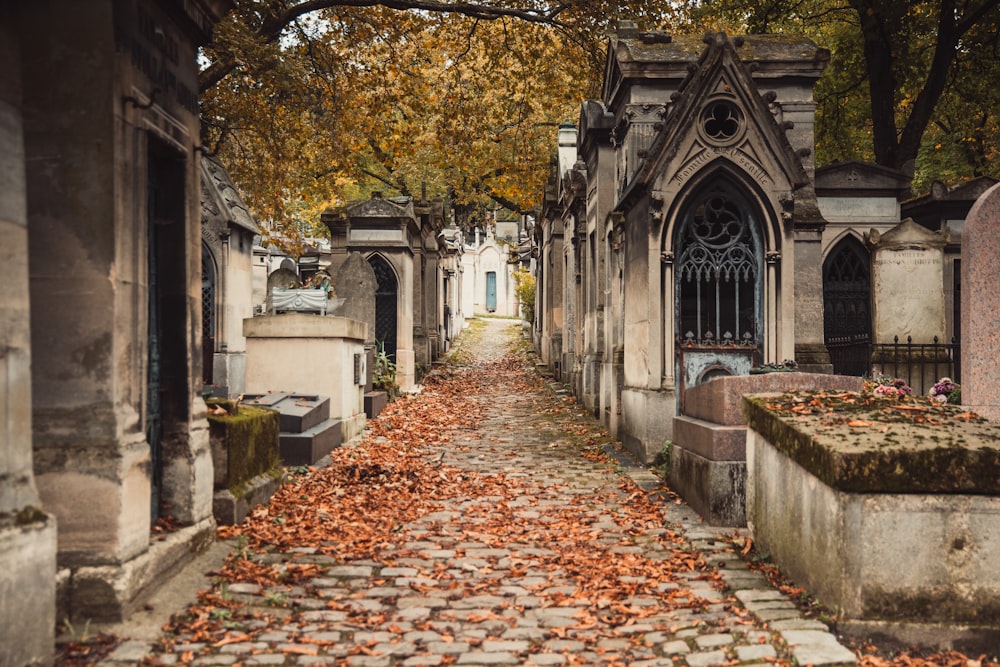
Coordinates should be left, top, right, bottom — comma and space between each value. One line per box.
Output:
868, 218, 948, 344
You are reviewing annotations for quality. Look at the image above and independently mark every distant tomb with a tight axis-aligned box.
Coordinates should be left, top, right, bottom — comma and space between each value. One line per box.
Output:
868, 218, 948, 344
335, 253, 388, 417
868, 219, 951, 392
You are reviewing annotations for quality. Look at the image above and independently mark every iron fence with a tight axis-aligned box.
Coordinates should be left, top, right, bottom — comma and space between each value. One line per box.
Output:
870, 335, 960, 396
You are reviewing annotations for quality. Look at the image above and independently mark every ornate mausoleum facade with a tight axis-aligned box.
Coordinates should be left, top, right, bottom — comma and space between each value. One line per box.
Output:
535, 25, 833, 462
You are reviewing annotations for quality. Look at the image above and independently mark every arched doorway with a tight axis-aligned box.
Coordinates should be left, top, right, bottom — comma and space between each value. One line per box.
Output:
823, 236, 871, 376
675, 179, 764, 406
485, 271, 497, 312
369, 255, 398, 360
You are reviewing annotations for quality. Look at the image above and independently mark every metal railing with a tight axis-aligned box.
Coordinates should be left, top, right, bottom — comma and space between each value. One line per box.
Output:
871, 335, 960, 395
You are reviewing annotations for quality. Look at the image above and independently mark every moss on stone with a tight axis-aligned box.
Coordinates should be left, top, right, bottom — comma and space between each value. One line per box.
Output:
207, 404, 281, 494
743, 391, 1000, 494
14, 505, 48, 526
861, 585, 1000, 625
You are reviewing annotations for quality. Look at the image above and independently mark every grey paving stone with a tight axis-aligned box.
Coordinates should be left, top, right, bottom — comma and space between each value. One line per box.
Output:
245, 655, 288, 665
300, 610, 349, 622
481, 640, 530, 652
685, 650, 728, 667
105, 640, 155, 662
736, 644, 778, 661
226, 583, 262, 594
661, 640, 691, 655
192, 656, 239, 666
344, 656, 392, 667
543, 640, 586, 652
780, 630, 856, 666
329, 565, 374, 577
426, 641, 470, 654
734, 590, 787, 604
769, 618, 832, 632
402, 656, 445, 666
456, 651, 520, 664
694, 633, 734, 649
753, 607, 805, 622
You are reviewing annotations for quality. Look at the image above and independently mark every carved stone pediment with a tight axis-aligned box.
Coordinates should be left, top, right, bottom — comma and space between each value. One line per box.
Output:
341, 194, 415, 220
815, 160, 910, 197
200, 155, 260, 236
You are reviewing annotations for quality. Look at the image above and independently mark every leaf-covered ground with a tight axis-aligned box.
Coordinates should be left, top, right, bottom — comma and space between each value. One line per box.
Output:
59, 319, 999, 666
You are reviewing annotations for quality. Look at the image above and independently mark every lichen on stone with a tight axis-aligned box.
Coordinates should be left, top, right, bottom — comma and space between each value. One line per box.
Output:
743, 391, 1000, 494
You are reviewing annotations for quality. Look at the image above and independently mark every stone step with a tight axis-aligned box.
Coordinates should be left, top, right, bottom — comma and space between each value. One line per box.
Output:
279, 418, 342, 466
245, 393, 331, 433
364, 390, 388, 419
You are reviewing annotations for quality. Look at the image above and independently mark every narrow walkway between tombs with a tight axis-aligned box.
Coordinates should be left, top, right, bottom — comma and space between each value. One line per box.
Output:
101, 318, 852, 667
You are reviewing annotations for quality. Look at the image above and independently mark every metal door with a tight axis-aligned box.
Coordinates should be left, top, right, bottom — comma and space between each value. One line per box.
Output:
147, 158, 164, 522
370, 255, 398, 360
823, 236, 871, 376
675, 181, 763, 410
201, 249, 215, 385
486, 271, 497, 312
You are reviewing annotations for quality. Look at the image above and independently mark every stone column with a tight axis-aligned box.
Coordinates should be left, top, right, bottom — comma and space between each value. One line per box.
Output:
0, 11, 57, 660
321, 210, 350, 278
793, 222, 833, 372
23, 0, 221, 622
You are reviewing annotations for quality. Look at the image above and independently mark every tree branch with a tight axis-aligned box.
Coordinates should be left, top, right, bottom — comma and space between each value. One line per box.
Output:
200, 0, 567, 92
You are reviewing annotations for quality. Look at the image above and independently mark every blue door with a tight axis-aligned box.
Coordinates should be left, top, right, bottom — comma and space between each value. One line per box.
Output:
486, 271, 497, 312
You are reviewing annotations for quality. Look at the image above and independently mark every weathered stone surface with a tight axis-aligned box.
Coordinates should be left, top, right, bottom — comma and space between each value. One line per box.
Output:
685, 373, 863, 426
961, 182, 1000, 421
748, 417, 1000, 634
334, 252, 378, 345
743, 392, 1000, 493
869, 218, 948, 345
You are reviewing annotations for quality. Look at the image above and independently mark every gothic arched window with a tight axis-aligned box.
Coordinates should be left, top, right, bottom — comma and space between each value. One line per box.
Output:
675, 183, 763, 347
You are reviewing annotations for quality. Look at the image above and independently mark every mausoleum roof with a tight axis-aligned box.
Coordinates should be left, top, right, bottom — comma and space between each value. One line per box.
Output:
201, 155, 261, 235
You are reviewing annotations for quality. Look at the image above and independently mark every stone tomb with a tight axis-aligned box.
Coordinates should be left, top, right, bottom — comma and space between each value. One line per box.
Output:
671, 372, 862, 526
243, 313, 368, 446
243, 393, 342, 466
206, 400, 282, 525
744, 392, 1000, 651
868, 218, 948, 345
335, 252, 388, 418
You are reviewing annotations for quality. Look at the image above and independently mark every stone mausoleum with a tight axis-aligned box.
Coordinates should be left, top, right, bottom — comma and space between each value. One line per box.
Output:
323, 193, 465, 390
1, 0, 230, 661
537, 26, 833, 461
535, 23, 983, 463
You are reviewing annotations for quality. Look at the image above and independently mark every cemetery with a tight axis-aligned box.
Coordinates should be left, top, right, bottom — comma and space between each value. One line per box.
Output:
532, 22, 1000, 652
1, 1, 999, 664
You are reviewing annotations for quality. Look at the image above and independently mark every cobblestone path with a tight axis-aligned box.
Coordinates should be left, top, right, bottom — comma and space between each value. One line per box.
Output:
105, 319, 854, 667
